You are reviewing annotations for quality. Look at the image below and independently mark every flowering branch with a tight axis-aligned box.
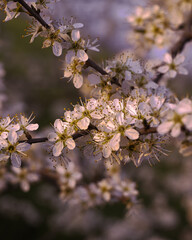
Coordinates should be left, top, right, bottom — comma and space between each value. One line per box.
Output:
153, 10, 192, 83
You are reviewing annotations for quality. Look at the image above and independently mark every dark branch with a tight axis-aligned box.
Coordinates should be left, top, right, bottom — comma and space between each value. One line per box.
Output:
16, 0, 50, 29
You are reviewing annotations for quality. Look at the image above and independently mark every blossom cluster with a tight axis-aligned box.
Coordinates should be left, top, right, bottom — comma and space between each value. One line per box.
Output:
127, 1, 192, 50
56, 162, 138, 209
0, 115, 39, 167
47, 79, 174, 166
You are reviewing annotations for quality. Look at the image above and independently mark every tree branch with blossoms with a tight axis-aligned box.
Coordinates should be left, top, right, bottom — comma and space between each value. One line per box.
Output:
0, 0, 192, 213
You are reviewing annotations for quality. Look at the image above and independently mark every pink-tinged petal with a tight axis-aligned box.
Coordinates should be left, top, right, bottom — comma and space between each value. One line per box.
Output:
174, 54, 185, 65
64, 69, 72, 78
53, 141, 64, 157
178, 66, 188, 75
65, 138, 76, 150
157, 65, 169, 73
168, 70, 177, 78
171, 123, 181, 137
20, 115, 27, 126
103, 145, 111, 158
26, 124, 39, 131
157, 121, 174, 135
54, 119, 65, 134
116, 112, 124, 125
52, 41, 62, 57
164, 53, 172, 64
16, 143, 31, 152
8, 131, 18, 145
77, 117, 90, 130
176, 98, 192, 114
65, 50, 75, 63
7, 123, 20, 131
73, 74, 83, 88
182, 115, 192, 130
125, 128, 139, 140
11, 153, 21, 168
73, 23, 84, 28
48, 132, 59, 142
76, 50, 88, 62
71, 30, 80, 42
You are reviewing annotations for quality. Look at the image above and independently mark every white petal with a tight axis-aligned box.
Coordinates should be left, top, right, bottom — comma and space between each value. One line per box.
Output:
182, 115, 192, 130
8, 131, 18, 145
7, 123, 20, 131
48, 132, 59, 142
157, 65, 169, 73
178, 66, 188, 75
103, 145, 111, 158
116, 112, 124, 125
157, 121, 174, 135
73, 23, 84, 28
66, 138, 76, 150
71, 30, 80, 42
125, 128, 139, 140
76, 50, 88, 62
52, 41, 63, 57
16, 143, 31, 152
53, 141, 64, 157
77, 117, 90, 130
54, 119, 65, 134
174, 54, 185, 65
65, 50, 76, 63
73, 74, 83, 88
171, 123, 181, 137
11, 153, 21, 168
26, 124, 39, 131
64, 69, 72, 78
168, 70, 177, 78
164, 53, 172, 64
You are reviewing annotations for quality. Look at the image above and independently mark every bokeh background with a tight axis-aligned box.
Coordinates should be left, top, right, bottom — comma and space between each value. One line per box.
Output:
0, 0, 192, 239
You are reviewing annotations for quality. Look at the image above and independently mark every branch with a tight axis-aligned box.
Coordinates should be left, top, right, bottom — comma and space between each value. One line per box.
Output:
19, 127, 157, 145
16, 0, 50, 29
15, 0, 120, 85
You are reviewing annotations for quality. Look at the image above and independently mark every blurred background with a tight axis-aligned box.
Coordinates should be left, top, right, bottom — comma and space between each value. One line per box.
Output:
0, 0, 192, 239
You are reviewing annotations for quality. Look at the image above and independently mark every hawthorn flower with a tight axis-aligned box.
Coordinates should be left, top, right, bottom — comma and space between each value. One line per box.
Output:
98, 179, 112, 201
64, 49, 88, 88
56, 162, 82, 188
8, 167, 39, 192
157, 98, 192, 137
0, 131, 31, 167
127, 6, 150, 26
48, 119, 75, 157
157, 53, 188, 78
4, 1, 20, 22
0, 117, 20, 139
17, 114, 39, 135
